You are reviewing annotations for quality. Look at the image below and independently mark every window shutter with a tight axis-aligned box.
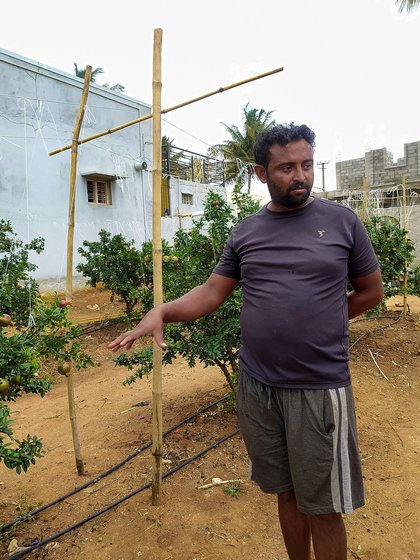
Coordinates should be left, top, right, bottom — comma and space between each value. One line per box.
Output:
96, 182, 107, 204
87, 180, 95, 203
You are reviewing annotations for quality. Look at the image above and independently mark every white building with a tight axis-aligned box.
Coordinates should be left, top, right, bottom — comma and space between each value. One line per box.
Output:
0, 48, 225, 287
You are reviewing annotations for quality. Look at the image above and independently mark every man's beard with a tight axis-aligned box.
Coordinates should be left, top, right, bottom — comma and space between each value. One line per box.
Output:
267, 180, 313, 208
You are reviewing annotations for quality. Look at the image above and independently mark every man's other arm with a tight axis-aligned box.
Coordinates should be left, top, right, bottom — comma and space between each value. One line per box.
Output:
347, 268, 384, 319
108, 273, 239, 351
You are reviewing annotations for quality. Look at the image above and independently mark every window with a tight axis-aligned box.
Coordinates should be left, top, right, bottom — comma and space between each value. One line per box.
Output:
87, 179, 112, 205
181, 192, 193, 205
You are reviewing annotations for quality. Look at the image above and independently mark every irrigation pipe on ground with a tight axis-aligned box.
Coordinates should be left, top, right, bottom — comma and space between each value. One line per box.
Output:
349, 312, 403, 351
7, 429, 240, 560
1, 394, 230, 533
3, 314, 403, 556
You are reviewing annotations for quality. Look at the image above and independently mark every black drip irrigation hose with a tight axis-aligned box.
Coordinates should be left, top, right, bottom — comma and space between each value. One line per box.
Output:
1, 394, 230, 534
5, 314, 402, 556
349, 311, 403, 351
350, 312, 405, 324
7, 429, 240, 560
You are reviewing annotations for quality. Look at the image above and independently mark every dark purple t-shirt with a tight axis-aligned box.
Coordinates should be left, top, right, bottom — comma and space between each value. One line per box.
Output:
213, 198, 379, 389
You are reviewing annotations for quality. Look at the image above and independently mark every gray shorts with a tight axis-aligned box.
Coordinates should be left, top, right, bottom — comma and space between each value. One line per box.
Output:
236, 369, 364, 515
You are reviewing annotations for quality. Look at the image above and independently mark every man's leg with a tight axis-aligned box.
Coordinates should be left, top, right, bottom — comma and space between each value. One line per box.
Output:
277, 490, 311, 560
310, 512, 347, 560
278, 492, 347, 560
281, 386, 363, 559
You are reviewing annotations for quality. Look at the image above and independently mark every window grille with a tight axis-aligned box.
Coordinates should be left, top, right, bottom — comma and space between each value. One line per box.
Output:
181, 192, 193, 205
86, 179, 112, 205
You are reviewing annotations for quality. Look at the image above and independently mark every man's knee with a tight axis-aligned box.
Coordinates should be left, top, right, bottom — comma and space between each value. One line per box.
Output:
309, 511, 343, 527
277, 489, 298, 506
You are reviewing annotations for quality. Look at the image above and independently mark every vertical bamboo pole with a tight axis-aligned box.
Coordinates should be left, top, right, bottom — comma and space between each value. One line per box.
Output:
151, 28, 163, 505
401, 175, 408, 316
67, 372, 84, 475
66, 66, 92, 301
65, 67, 91, 475
361, 176, 368, 221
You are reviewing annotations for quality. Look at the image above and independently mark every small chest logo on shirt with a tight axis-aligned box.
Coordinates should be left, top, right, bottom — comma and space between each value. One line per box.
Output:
317, 230, 326, 237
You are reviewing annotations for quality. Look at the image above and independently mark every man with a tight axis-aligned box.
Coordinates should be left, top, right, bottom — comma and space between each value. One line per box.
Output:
109, 123, 383, 560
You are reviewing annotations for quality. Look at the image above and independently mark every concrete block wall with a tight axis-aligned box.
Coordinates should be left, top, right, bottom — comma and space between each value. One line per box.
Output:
334, 141, 420, 264
336, 141, 420, 189
336, 157, 365, 190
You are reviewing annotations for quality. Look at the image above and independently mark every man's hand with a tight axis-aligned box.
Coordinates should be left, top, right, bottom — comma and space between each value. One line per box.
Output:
108, 274, 238, 352
108, 307, 166, 351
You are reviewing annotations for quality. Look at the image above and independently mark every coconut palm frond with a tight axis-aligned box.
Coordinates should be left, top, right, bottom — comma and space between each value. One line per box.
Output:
212, 103, 275, 193
396, 0, 420, 13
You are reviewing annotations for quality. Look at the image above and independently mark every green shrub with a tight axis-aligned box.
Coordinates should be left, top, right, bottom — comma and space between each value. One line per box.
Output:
0, 219, 44, 328
364, 216, 415, 310
112, 191, 260, 393
407, 265, 420, 297
0, 223, 92, 474
77, 231, 147, 319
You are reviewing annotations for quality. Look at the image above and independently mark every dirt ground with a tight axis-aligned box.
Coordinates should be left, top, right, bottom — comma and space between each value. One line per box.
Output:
0, 288, 419, 560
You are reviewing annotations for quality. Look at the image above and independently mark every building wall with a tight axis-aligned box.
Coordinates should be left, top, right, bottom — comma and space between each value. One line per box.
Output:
320, 190, 420, 266
335, 157, 365, 190
161, 178, 226, 241
336, 141, 420, 190
0, 48, 153, 287
333, 142, 420, 264
0, 49, 226, 289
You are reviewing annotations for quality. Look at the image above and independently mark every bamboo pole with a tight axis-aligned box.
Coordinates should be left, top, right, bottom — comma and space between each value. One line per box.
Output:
66, 371, 84, 475
49, 66, 284, 156
401, 175, 408, 316
361, 176, 368, 222
66, 67, 92, 301
151, 28, 163, 506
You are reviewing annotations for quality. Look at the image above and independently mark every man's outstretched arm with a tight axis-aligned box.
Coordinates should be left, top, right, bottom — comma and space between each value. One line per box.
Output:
348, 268, 383, 319
108, 273, 239, 351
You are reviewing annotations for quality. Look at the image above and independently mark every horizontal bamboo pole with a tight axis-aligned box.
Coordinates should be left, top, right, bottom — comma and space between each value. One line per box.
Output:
49, 66, 284, 156
161, 66, 284, 114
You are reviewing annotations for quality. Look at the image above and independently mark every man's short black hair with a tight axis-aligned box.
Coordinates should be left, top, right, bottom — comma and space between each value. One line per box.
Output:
253, 123, 316, 168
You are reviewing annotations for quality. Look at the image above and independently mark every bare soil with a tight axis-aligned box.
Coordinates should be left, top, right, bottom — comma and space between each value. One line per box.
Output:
0, 288, 419, 560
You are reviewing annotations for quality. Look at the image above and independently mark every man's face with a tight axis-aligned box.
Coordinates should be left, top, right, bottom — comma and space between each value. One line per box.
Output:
255, 139, 314, 211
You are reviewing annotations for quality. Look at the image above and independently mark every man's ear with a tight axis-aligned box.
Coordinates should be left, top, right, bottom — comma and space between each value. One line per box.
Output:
254, 164, 267, 183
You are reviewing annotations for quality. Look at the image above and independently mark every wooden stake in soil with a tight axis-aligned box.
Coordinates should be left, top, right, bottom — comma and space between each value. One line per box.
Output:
401, 175, 408, 316
66, 67, 92, 301
64, 68, 91, 475
151, 28, 164, 505
361, 176, 368, 222
66, 371, 84, 475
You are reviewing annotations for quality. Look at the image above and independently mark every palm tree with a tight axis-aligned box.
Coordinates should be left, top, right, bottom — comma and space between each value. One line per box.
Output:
102, 82, 125, 93
74, 64, 125, 93
162, 135, 175, 149
396, 0, 419, 13
162, 136, 188, 178
73, 63, 104, 82
211, 103, 275, 193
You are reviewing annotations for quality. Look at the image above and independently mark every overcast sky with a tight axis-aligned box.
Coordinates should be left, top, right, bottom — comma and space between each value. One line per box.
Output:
2, 0, 419, 195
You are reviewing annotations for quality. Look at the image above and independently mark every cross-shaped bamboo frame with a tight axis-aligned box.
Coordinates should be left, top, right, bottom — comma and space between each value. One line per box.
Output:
50, 28, 283, 503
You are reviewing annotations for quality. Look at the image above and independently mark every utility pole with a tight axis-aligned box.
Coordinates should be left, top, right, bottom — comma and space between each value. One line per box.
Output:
317, 160, 330, 192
